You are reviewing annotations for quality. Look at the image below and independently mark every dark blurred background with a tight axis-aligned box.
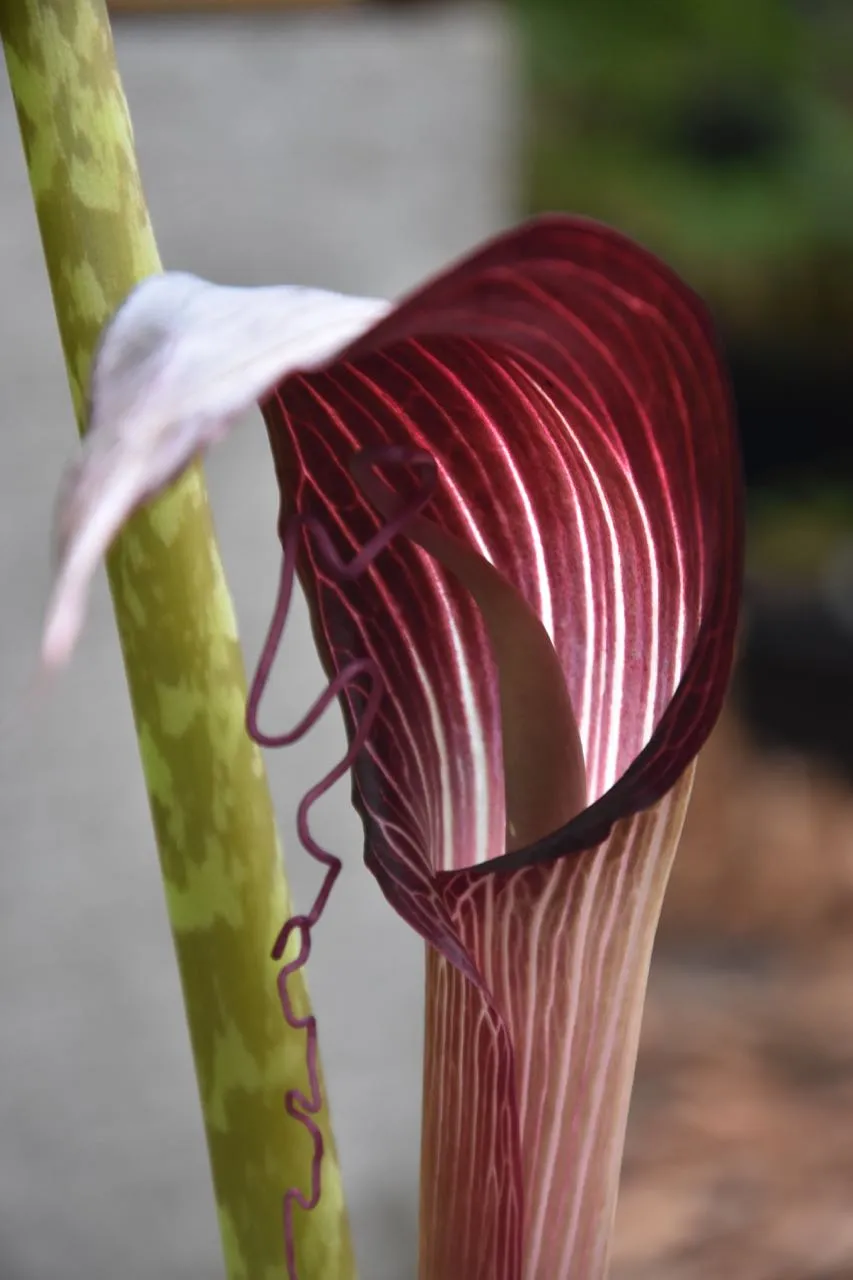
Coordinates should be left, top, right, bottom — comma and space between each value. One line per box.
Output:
1, 1, 851, 1278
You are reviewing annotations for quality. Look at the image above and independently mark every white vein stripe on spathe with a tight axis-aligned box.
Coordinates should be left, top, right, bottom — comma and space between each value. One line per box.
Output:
349, 360, 497, 566
438, 770, 694, 1277
552, 823, 648, 1272
523, 841, 612, 1272
301, 372, 500, 875
619, 332, 691, 713
275, 384, 446, 854
493, 268, 634, 458
417, 552, 497, 871
511, 364, 628, 798
414, 344, 556, 644
493, 356, 618, 791
343, 363, 499, 870
291, 382, 484, 875
491, 270, 696, 747
614, 463, 661, 750
557, 783, 692, 1275
487, 358, 597, 761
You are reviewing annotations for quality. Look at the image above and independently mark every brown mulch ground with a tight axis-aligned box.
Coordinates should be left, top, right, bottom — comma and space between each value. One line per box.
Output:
613, 708, 853, 1280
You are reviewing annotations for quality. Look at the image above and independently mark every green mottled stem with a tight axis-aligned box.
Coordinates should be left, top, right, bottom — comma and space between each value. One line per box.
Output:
0, 4, 355, 1277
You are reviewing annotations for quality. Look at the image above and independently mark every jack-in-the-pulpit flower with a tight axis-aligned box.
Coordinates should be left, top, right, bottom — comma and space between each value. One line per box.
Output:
43, 216, 743, 1280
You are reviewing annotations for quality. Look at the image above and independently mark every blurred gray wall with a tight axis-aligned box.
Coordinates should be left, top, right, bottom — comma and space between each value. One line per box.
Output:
0, 9, 516, 1278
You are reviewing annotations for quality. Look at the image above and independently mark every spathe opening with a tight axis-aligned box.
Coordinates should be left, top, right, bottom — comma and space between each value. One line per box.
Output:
352, 449, 587, 855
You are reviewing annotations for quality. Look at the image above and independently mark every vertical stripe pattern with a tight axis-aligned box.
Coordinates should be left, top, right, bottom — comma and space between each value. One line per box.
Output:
261, 217, 742, 1276
424, 767, 695, 1276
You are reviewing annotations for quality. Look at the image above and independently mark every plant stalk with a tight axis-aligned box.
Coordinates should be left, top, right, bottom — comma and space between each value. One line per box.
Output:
0, 3, 355, 1276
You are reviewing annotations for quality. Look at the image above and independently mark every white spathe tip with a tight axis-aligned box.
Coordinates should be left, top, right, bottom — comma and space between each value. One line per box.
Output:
41, 271, 390, 671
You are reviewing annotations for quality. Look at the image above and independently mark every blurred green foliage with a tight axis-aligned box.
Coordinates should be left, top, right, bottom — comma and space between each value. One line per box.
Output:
748, 483, 853, 579
521, 0, 853, 353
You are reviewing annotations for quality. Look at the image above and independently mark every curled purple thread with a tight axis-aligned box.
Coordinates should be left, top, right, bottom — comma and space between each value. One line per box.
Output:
245, 445, 437, 1279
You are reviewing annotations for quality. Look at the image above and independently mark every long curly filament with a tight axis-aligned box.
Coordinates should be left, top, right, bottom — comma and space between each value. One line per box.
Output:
245, 445, 438, 1278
